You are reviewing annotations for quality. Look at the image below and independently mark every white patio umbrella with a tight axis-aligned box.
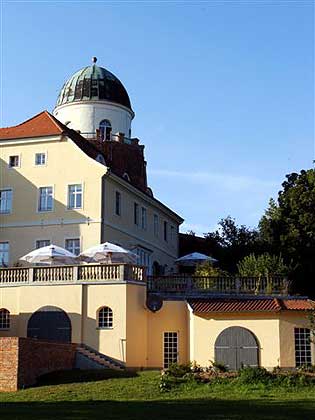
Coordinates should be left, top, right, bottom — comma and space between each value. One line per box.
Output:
175, 252, 217, 266
79, 242, 138, 264
20, 244, 77, 266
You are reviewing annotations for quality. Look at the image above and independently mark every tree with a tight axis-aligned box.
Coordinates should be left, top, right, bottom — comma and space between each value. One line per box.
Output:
204, 216, 265, 274
259, 169, 315, 295
237, 253, 288, 277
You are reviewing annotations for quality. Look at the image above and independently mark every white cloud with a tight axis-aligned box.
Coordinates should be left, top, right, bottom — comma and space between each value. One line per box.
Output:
149, 169, 278, 192
180, 222, 220, 237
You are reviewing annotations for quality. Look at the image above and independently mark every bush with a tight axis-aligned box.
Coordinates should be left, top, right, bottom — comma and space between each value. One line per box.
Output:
209, 360, 228, 373
166, 363, 192, 378
238, 366, 272, 385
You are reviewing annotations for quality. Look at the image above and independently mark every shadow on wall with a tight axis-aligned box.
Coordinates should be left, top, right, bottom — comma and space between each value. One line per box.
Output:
1, 308, 128, 364
0, 157, 90, 266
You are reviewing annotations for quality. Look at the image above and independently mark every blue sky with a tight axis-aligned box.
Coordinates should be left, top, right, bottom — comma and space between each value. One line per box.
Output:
1, 1, 314, 235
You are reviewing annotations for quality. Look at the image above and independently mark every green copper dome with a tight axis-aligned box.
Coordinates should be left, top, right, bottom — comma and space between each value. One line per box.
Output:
55, 62, 132, 110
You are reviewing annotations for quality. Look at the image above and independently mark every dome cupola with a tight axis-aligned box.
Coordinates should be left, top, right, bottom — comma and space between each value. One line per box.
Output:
53, 58, 134, 138
55, 58, 132, 110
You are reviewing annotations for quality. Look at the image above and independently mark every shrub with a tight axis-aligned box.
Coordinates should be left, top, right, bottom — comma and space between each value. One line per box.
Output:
166, 363, 192, 378
238, 366, 272, 385
209, 360, 228, 373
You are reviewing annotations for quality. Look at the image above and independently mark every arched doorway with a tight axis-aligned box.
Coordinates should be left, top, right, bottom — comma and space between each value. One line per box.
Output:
214, 326, 259, 370
27, 306, 71, 343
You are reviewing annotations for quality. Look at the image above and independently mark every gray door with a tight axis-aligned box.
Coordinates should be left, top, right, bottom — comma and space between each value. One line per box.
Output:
214, 326, 259, 370
27, 306, 71, 343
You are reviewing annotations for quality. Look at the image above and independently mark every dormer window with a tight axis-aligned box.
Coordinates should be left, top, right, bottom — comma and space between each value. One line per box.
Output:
123, 173, 130, 182
99, 119, 112, 141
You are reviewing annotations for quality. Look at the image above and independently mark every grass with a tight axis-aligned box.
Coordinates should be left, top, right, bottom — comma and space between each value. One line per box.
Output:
1, 370, 315, 420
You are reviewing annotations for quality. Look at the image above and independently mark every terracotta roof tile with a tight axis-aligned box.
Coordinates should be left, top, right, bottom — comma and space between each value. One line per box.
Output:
0, 111, 64, 139
188, 297, 315, 313
281, 299, 315, 311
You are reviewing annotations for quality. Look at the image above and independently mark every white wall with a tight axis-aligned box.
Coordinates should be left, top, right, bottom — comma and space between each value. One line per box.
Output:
53, 101, 134, 137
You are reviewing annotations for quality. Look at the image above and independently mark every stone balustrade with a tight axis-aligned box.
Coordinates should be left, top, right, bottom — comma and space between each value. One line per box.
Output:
0, 264, 146, 286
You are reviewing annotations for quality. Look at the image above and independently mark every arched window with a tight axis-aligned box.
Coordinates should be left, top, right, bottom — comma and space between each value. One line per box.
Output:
99, 120, 112, 141
98, 306, 113, 328
0, 309, 10, 330
122, 172, 130, 182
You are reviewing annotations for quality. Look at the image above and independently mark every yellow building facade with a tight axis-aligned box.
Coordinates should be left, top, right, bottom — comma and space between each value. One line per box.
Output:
0, 60, 314, 372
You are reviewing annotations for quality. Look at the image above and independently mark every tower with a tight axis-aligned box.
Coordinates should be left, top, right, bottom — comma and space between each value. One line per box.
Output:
53, 57, 135, 140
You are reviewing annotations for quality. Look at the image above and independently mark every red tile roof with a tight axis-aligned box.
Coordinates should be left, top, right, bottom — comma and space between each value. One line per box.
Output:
281, 299, 315, 311
0, 111, 64, 139
188, 298, 315, 313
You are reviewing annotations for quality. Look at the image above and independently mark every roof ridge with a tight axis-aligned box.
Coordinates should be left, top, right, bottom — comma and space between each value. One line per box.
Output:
273, 297, 282, 311
44, 111, 65, 132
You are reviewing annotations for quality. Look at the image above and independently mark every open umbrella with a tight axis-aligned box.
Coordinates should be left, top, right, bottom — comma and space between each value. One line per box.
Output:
175, 252, 217, 266
20, 244, 77, 265
79, 242, 138, 264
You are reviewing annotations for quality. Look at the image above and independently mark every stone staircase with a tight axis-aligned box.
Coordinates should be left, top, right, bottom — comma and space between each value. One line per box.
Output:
76, 344, 125, 370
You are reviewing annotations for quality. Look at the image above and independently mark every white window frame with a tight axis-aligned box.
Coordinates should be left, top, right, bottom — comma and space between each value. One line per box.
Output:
0, 188, 13, 214
35, 239, 51, 249
163, 331, 179, 368
0, 309, 10, 330
67, 184, 83, 210
35, 152, 47, 166
141, 207, 147, 230
98, 306, 113, 329
8, 154, 20, 168
37, 186, 54, 212
154, 214, 159, 237
295, 327, 312, 367
164, 221, 168, 242
0, 242, 9, 267
65, 238, 81, 256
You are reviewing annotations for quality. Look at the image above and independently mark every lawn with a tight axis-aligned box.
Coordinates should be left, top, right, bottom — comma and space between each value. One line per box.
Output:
0, 370, 315, 420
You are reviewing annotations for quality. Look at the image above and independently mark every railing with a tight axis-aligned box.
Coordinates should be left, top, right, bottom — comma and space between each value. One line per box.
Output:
147, 275, 289, 296
0, 264, 146, 286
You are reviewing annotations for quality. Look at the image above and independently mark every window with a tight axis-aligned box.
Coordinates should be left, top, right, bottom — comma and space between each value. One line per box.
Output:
99, 119, 112, 141
0, 309, 10, 330
35, 153, 46, 166
170, 226, 175, 243
154, 214, 159, 237
0, 242, 9, 267
134, 202, 139, 225
9, 155, 19, 168
295, 328, 312, 367
164, 332, 178, 368
36, 240, 51, 249
141, 207, 147, 229
68, 184, 82, 209
164, 221, 168, 242
38, 187, 53, 212
135, 247, 152, 275
98, 306, 113, 328
123, 173, 130, 182
0, 189, 12, 214
65, 238, 80, 256
115, 191, 121, 216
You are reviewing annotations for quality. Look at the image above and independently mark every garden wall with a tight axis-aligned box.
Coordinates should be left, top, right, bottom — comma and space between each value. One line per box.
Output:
0, 337, 77, 392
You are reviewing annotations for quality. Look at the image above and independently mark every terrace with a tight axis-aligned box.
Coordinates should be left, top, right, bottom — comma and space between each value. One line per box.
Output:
0, 265, 290, 296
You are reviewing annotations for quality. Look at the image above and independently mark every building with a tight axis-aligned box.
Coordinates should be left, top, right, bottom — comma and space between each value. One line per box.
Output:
0, 58, 183, 273
0, 60, 314, 384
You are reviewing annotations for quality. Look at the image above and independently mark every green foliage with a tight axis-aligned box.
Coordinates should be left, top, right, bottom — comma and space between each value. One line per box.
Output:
259, 169, 315, 293
209, 360, 228, 373
195, 261, 229, 277
204, 216, 265, 274
238, 367, 272, 385
165, 363, 192, 378
237, 253, 289, 277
